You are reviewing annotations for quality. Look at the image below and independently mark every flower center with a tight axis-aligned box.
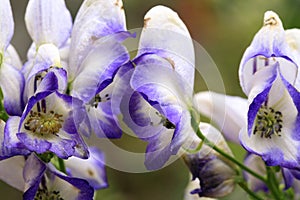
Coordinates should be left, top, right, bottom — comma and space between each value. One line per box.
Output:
24, 110, 64, 136
35, 188, 64, 200
253, 105, 283, 139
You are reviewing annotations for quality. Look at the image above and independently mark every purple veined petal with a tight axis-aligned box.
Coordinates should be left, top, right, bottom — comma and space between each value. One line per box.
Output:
240, 69, 300, 168
1, 117, 30, 159
24, 68, 65, 103
0, 0, 13, 52
239, 11, 300, 95
131, 54, 192, 125
87, 106, 122, 138
0, 63, 25, 116
17, 132, 76, 159
246, 64, 278, 134
23, 154, 94, 200
34, 71, 58, 95
144, 127, 174, 170
144, 110, 193, 170
241, 56, 298, 96
70, 36, 130, 103
65, 146, 108, 190
49, 177, 94, 199
4, 45, 22, 70
0, 156, 26, 191
126, 92, 165, 139
243, 154, 268, 192
25, 0, 72, 47
193, 91, 247, 144
137, 5, 195, 96
27, 43, 62, 81
23, 154, 47, 200
69, 0, 127, 80
84, 65, 135, 139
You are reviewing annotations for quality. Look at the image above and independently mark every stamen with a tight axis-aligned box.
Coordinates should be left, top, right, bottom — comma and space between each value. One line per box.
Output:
35, 187, 64, 200
155, 111, 175, 129
24, 110, 64, 136
92, 93, 110, 108
253, 105, 283, 139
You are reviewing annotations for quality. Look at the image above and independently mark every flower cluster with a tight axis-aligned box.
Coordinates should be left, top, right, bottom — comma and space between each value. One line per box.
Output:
1, 0, 300, 199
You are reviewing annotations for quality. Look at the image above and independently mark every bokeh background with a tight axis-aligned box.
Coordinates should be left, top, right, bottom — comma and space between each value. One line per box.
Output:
2, 0, 300, 199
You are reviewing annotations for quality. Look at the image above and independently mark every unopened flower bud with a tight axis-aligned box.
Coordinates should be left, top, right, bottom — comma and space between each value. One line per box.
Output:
182, 123, 237, 198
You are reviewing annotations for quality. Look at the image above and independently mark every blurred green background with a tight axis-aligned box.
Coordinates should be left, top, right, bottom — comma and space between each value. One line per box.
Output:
2, 0, 300, 199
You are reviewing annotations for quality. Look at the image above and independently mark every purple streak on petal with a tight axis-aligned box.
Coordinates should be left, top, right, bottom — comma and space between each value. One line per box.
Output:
52, 171, 94, 199
280, 73, 300, 142
17, 133, 52, 154
35, 71, 59, 94
70, 37, 130, 103
129, 92, 151, 126
0, 63, 25, 116
23, 154, 46, 200
69, 132, 89, 159
247, 87, 271, 136
69, 0, 129, 78
282, 168, 294, 190
1, 117, 30, 159
169, 111, 191, 154
88, 108, 122, 138
66, 146, 108, 190
49, 137, 76, 159
144, 132, 172, 171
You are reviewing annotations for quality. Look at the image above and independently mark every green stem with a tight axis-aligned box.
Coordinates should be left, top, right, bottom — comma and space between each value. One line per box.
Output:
58, 157, 66, 174
266, 166, 283, 200
0, 88, 8, 122
237, 181, 264, 200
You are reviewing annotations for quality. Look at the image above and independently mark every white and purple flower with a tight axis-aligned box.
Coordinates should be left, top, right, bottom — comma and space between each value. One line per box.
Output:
116, 5, 196, 170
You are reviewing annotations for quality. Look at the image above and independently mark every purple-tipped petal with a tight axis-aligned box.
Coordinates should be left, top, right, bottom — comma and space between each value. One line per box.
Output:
65, 147, 108, 190
25, 0, 72, 47
47, 164, 94, 199
2, 117, 30, 158
23, 154, 47, 199
70, 37, 129, 102
0, 63, 25, 116
131, 54, 191, 125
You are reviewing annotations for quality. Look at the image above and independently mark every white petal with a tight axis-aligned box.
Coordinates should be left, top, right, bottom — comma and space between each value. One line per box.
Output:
0, 156, 25, 191
0, 0, 13, 53
4, 45, 22, 70
25, 0, 72, 47
285, 28, 300, 90
194, 91, 247, 144
138, 5, 195, 96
